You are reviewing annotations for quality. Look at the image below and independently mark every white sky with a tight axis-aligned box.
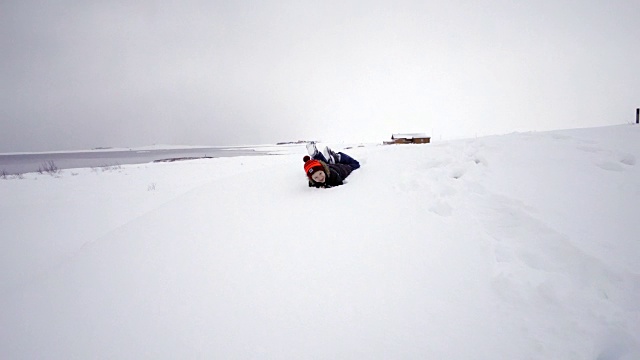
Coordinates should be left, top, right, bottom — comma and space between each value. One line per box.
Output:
1, 0, 639, 152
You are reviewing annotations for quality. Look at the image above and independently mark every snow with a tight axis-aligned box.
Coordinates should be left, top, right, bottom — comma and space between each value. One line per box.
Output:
1, 125, 639, 359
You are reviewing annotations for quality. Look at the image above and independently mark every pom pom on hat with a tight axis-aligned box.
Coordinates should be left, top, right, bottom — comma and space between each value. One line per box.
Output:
303, 155, 310, 162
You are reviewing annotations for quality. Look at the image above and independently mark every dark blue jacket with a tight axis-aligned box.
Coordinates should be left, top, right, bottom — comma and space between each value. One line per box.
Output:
309, 160, 360, 188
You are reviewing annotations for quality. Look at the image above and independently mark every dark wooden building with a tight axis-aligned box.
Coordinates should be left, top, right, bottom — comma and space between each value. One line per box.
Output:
385, 133, 431, 144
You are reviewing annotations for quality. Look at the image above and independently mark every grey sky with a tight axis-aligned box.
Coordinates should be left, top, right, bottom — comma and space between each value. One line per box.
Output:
1, 0, 638, 152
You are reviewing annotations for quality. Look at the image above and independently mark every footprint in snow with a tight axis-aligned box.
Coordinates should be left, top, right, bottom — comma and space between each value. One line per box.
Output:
596, 161, 625, 172
618, 153, 636, 166
577, 145, 604, 153
450, 167, 466, 179
429, 200, 453, 217
593, 150, 635, 171
474, 192, 624, 306
473, 156, 488, 166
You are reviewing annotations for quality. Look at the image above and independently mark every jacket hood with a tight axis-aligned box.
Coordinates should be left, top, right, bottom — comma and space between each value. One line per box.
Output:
307, 160, 331, 186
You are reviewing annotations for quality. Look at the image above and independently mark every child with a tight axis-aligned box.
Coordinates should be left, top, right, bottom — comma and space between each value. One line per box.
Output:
303, 142, 360, 188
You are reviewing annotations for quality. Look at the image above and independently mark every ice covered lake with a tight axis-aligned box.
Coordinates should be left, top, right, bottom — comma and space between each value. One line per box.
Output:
0, 144, 303, 175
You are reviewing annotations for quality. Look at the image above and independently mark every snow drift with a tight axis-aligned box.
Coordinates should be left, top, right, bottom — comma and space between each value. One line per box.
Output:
1, 125, 639, 359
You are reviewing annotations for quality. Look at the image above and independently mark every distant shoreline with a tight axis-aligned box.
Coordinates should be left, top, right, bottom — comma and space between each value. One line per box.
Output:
0, 145, 304, 176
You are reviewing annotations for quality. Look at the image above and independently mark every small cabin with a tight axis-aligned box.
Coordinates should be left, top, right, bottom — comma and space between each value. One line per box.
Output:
385, 133, 431, 145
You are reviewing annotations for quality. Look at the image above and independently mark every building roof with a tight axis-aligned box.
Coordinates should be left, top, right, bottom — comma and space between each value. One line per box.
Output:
391, 133, 430, 139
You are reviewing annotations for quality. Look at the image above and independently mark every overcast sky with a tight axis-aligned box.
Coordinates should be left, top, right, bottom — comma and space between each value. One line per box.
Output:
1, 0, 639, 152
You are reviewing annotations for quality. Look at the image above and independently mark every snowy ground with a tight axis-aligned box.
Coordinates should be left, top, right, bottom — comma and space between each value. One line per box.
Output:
1, 125, 639, 359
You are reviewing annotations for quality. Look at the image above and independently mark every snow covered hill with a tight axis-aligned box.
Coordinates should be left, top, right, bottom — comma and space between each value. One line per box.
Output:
1, 125, 639, 359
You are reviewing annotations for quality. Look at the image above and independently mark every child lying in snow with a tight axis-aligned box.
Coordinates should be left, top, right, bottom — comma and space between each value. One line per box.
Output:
303, 142, 360, 188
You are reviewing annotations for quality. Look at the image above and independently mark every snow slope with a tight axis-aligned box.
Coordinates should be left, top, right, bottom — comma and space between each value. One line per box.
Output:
1, 125, 639, 359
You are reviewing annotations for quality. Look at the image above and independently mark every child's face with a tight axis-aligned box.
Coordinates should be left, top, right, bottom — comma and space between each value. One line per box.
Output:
311, 170, 326, 183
